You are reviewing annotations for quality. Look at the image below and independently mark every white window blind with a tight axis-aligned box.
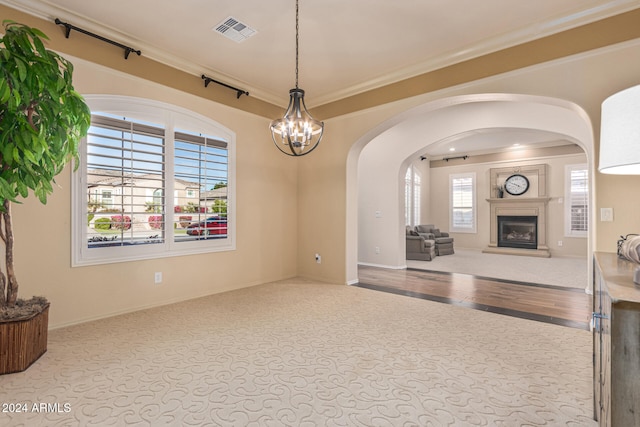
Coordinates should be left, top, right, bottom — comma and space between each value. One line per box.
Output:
404, 166, 421, 226
174, 131, 228, 243
405, 168, 412, 226
413, 170, 421, 226
86, 115, 165, 248
450, 173, 476, 233
566, 165, 588, 236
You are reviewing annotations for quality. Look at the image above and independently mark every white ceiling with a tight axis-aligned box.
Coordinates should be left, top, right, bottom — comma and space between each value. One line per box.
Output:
4, 0, 638, 108
422, 129, 572, 158
4, 0, 637, 158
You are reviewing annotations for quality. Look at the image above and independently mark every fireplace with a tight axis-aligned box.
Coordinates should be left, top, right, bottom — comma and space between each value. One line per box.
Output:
497, 216, 537, 250
484, 167, 550, 257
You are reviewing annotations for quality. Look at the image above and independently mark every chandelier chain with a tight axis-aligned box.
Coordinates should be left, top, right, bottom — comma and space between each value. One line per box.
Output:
295, 0, 299, 89
269, 0, 324, 156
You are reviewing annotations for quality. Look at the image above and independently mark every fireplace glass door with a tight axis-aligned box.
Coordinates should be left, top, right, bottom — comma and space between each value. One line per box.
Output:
497, 216, 538, 249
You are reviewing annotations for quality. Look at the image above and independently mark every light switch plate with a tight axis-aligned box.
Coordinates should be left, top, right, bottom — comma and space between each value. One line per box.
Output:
600, 208, 613, 222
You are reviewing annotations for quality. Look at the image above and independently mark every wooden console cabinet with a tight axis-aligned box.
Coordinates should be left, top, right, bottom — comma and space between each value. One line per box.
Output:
593, 252, 640, 426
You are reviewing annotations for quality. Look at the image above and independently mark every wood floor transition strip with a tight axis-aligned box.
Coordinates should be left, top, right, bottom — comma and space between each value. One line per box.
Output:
354, 281, 590, 330
406, 268, 587, 293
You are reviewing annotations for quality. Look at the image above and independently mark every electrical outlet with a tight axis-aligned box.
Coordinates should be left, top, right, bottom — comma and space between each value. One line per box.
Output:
154, 272, 162, 284
558, 240, 563, 247
375, 246, 380, 254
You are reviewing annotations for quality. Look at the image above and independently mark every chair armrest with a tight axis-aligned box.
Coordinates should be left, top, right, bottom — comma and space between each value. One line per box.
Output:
417, 232, 435, 240
406, 237, 425, 252
439, 232, 450, 237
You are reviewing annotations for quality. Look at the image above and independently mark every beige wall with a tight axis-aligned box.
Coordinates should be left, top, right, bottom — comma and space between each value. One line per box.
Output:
340, 41, 640, 283
12, 59, 299, 328
4, 5, 640, 325
428, 152, 588, 257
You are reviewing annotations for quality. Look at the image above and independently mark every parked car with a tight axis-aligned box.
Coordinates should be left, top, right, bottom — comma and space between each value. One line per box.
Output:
186, 216, 227, 236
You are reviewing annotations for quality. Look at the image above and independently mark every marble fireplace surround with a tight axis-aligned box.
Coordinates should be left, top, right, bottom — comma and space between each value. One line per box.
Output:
483, 164, 551, 258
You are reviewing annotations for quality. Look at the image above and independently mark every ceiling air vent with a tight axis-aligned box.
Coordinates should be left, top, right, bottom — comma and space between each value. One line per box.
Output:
214, 17, 257, 43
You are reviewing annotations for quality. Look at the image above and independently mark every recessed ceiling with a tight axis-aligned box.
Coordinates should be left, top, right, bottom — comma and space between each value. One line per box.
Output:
3, 0, 638, 108
423, 128, 573, 158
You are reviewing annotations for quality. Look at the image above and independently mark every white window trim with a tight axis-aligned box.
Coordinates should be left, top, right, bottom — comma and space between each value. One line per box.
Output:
72, 95, 236, 266
449, 172, 477, 234
404, 166, 421, 227
413, 169, 421, 227
564, 163, 588, 238
405, 168, 412, 226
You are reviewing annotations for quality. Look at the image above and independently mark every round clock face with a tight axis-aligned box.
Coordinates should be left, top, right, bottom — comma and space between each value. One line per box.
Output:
504, 174, 529, 196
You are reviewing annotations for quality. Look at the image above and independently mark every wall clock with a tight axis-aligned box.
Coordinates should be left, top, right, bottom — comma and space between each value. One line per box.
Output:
504, 174, 529, 196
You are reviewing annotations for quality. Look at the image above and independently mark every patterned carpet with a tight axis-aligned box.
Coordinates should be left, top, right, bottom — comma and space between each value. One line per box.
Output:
0, 278, 596, 426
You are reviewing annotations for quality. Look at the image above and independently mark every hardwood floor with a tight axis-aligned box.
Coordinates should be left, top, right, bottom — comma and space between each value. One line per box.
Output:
356, 265, 593, 330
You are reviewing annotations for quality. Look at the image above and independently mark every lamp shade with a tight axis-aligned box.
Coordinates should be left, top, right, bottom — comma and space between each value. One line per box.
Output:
599, 84, 640, 174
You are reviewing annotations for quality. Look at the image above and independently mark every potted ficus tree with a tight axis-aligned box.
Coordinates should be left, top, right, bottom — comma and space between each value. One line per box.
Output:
0, 20, 90, 374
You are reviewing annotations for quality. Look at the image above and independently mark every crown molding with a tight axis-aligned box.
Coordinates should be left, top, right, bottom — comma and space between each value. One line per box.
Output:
4, 0, 639, 110
0, 0, 283, 106
308, 1, 640, 107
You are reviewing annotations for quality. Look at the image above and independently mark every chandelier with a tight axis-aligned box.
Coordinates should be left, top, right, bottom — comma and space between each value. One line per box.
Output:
269, 0, 324, 156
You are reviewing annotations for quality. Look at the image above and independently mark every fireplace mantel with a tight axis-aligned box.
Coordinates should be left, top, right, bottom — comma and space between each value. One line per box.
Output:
486, 197, 550, 204
483, 196, 551, 257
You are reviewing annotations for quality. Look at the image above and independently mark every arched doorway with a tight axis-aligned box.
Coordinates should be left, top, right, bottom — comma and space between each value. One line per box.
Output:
346, 93, 595, 291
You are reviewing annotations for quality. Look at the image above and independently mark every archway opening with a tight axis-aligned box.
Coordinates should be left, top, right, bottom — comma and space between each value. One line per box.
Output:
346, 93, 594, 292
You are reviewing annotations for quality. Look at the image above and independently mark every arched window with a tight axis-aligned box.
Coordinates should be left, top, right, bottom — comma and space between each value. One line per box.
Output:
72, 96, 236, 266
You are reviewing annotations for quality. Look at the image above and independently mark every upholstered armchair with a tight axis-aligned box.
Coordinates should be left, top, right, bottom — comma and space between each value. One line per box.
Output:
415, 224, 454, 256
406, 226, 436, 261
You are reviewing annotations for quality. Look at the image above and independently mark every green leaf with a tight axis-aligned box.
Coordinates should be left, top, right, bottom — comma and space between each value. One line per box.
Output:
29, 27, 49, 41
0, 177, 17, 202
23, 150, 37, 164
0, 79, 10, 103
35, 186, 47, 204
16, 180, 28, 198
10, 87, 21, 108
1, 20, 90, 209
33, 37, 47, 57
14, 57, 27, 82
2, 143, 14, 166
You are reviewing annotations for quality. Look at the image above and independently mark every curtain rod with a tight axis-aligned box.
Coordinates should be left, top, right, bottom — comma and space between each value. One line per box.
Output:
443, 155, 469, 162
53, 19, 249, 99
54, 18, 141, 60
201, 75, 249, 99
